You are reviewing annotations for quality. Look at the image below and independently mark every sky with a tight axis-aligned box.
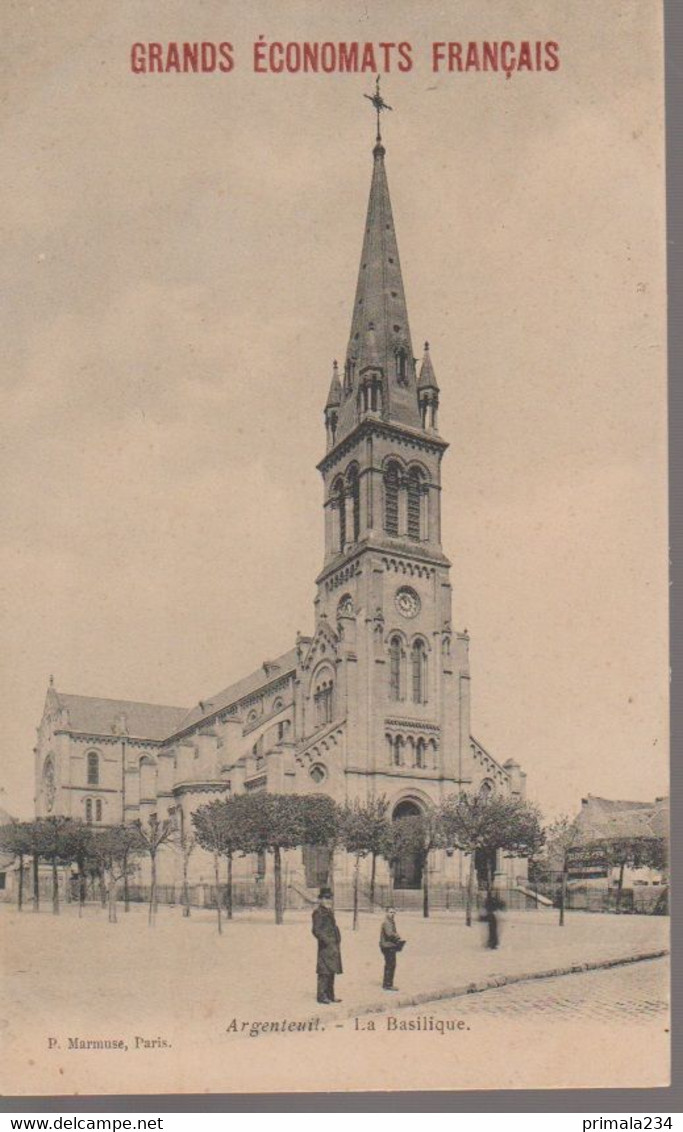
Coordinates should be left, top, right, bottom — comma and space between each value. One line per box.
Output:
0, 0, 668, 821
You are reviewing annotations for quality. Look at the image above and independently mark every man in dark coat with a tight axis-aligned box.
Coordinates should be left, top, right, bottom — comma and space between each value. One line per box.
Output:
312, 887, 342, 1004
379, 906, 404, 991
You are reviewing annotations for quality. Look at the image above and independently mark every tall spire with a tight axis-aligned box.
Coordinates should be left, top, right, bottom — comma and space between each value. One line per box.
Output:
332, 87, 422, 443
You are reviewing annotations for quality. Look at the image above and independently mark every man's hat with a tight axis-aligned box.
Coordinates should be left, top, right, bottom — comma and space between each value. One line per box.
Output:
318, 887, 333, 900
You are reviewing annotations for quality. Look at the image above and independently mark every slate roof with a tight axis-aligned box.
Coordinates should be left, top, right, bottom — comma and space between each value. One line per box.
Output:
335, 137, 423, 442
170, 646, 299, 736
576, 795, 669, 842
56, 693, 188, 742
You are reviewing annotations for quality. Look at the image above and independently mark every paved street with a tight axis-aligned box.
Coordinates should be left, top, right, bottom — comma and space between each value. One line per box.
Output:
391, 955, 669, 1025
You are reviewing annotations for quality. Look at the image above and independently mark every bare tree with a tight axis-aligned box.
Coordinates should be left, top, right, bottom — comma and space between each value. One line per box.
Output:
133, 815, 176, 926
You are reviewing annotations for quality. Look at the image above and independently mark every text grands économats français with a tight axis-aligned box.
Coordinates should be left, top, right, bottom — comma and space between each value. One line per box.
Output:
130, 39, 560, 79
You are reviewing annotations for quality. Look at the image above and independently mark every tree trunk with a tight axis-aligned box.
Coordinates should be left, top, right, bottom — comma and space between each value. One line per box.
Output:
78, 858, 86, 917
99, 870, 107, 908
182, 854, 191, 918
148, 852, 158, 926
51, 854, 59, 915
370, 852, 377, 907
214, 853, 222, 935
465, 853, 475, 926
107, 871, 118, 924
123, 859, 130, 913
352, 856, 360, 931
226, 852, 233, 920
274, 846, 283, 925
328, 846, 335, 910
17, 853, 24, 912
33, 852, 40, 912
422, 851, 430, 919
615, 861, 625, 913
559, 861, 568, 926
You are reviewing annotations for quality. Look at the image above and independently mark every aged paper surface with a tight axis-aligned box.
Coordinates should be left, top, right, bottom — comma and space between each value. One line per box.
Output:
0, 0, 668, 1097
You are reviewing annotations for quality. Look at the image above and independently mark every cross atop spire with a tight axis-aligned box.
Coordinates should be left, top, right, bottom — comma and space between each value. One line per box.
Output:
363, 75, 392, 148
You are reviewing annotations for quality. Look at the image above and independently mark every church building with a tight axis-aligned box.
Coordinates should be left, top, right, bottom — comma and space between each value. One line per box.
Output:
33, 104, 527, 894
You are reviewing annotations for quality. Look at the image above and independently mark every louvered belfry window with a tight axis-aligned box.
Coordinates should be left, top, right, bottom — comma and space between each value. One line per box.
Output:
351, 471, 360, 542
333, 479, 346, 550
407, 468, 422, 540
411, 639, 427, 704
384, 463, 400, 535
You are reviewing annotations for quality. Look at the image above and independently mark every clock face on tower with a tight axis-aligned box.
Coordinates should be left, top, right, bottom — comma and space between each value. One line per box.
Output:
395, 586, 420, 619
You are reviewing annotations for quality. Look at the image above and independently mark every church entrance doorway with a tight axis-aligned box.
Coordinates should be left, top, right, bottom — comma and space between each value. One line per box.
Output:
474, 847, 497, 890
303, 844, 331, 889
392, 799, 423, 890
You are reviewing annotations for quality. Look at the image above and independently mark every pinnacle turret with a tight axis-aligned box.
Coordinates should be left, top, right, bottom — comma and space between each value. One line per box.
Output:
324, 360, 342, 449
418, 341, 439, 390
418, 341, 440, 432
325, 360, 342, 409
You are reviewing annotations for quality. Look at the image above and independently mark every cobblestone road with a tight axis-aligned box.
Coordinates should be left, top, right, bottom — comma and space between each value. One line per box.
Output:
393, 956, 669, 1025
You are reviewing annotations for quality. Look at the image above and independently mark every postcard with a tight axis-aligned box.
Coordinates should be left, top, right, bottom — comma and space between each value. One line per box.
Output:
0, 0, 669, 1096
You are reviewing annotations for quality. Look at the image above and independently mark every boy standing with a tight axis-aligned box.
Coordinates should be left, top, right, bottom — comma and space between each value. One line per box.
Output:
379, 906, 404, 991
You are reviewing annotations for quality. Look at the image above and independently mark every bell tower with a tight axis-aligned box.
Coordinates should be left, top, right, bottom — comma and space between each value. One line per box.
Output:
312, 90, 473, 802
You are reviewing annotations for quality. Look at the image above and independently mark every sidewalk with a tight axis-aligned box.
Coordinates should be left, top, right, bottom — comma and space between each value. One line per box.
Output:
1, 901, 668, 1033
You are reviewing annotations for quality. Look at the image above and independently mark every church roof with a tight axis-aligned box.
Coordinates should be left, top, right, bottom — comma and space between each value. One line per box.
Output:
334, 128, 423, 443
54, 692, 187, 742
171, 645, 299, 736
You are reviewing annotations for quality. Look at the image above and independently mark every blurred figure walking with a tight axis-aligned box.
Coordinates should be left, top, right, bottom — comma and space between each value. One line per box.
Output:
483, 889, 502, 949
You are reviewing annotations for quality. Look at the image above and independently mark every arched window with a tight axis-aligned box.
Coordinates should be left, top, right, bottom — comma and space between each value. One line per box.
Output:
415, 738, 426, 769
140, 757, 156, 801
393, 736, 404, 767
346, 466, 360, 543
384, 462, 400, 536
411, 639, 427, 704
87, 751, 99, 786
333, 477, 346, 551
389, 635, 404, 701
314, 675, 334, 727
396, 347, 408, 383
85, 798, 93, 824
407, 468, 423, 540
95, 799, 102, 822
253, 738, 265, 771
